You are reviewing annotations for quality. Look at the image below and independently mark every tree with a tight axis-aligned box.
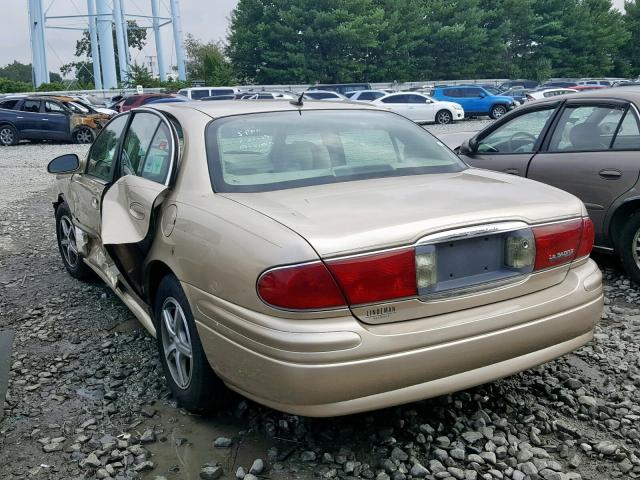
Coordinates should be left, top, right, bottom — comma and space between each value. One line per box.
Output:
0, 60, 62, 84
61, 20, 147, 85
184, 34, 234, 85
227, 0, 386, 84
620, 0, 640, 76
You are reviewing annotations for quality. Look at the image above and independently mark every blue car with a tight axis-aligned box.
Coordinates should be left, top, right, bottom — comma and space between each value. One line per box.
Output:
431, 86, 516, 119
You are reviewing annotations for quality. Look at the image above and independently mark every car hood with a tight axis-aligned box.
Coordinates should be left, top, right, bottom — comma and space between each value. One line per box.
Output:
221, 169, 585, 257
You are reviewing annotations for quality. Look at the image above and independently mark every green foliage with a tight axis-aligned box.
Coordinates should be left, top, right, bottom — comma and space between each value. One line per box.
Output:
184, 34, 234, 85
35, 82, 68, 92
227, 0, 640, 83
0, 77, 32, 93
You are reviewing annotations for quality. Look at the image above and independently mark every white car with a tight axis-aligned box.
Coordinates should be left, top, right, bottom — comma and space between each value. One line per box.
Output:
372, 92, 464, 124
348, 90, 388, 102
526, 88, 578, 101
240, 92, 295, 100
303, 90, 348, 101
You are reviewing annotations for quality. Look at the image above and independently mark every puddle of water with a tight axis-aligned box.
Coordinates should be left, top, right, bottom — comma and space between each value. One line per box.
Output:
141, 402, 277, 480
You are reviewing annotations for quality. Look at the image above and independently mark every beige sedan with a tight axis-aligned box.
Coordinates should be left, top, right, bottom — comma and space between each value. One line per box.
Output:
47, 100, 603, 417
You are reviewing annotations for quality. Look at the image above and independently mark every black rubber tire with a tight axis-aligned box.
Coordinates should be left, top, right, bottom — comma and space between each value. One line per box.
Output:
0, 124, 18, 146
435, 109, 453, 125
619, 212, 640, 285
490, 104, 508, 120
73, 127, 94, 144
154, 274, 232, 412
55, 202, 93, 280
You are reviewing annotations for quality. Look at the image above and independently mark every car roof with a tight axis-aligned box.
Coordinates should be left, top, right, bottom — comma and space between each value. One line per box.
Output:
148, 99, 380, 119
527, 87, 640, 105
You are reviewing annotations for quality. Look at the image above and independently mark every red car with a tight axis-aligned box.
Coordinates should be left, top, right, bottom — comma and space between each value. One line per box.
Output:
112, 94, 175, 112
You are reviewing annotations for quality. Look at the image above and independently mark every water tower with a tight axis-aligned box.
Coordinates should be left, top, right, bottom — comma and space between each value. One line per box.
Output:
27, 0, 187, 89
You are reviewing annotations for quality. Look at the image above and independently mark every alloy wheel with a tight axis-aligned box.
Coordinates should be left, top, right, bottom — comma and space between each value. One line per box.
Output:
437, 111, 452, 124
75, 129, 93, 144
161, 297, 194, 390
59, 216, 79, 267
633, 226, 640, 269
493, 106, 506, 118
0, 127, 14, 145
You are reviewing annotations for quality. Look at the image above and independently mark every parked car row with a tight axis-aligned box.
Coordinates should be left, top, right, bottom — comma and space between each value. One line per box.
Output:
0, 95, 112, 146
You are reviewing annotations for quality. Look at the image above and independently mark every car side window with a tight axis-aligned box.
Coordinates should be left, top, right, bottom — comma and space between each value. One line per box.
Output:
139, 122, 173, 183
477, 107, 556, 154
407, 94, 427, 103
86, 115, 128, 181
443, 89, 458, 98
549, 105, 625, 152
382, 95, 408, 104
0, 99, 19, 110
45, 101, 66, 114
21, 100, 41, 113
612, 109, 640, 150
121, 112, 161, 177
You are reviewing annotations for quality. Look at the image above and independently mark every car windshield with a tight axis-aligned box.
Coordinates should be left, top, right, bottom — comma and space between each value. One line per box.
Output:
64, 101, 90, 114
206, 110, 466, 192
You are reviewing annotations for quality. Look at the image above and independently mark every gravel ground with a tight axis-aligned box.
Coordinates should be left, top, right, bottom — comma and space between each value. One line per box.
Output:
1, 130, 639, 480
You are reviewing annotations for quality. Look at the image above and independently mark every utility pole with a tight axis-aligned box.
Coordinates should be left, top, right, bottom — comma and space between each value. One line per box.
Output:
86, 0, 103, 89
28, 0, 50, 87
96, 0, 118, 89
169, 0, 186, 80
113, 0, 129, 83
151, 0, 167, 81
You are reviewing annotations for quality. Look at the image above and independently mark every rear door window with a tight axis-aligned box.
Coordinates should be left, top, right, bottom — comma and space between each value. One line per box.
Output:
612, 109, 640, 150
21, 100, 41, 113
191, 89, 211, 100
548, 104, 626, 152
0, 99, 19, 110
381, 94, 409, 104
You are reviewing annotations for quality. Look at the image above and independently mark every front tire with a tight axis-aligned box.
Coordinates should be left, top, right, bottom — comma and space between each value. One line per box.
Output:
55, 202, 92, 279
435, 109, 453, 125
73, 127, 94, 144
155, 275, 231, 412
0, 124, 18, 146
490, 104, 507, 119
620, 212, 640, 284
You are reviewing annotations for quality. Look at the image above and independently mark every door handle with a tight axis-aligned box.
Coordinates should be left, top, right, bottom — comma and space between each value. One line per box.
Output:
42, 118, 49, 121
503, 168, 520, 175
91, 198, 99, 209
128, 202, 145, 220
16, 116, 24, 119
599, 169, 622, 179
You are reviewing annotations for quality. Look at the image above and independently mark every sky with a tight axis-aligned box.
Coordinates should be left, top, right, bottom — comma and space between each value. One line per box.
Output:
0, 0, 627, 76
0, 0, 240, 74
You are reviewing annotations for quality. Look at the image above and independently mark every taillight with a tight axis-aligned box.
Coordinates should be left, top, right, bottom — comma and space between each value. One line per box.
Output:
326, 249, 417, 305
257, 262, 346, 310
576, 217, 595, 258
532, 219, 589, 270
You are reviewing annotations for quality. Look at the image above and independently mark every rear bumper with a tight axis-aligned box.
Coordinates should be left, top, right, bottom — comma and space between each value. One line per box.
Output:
188, 260, 602, 417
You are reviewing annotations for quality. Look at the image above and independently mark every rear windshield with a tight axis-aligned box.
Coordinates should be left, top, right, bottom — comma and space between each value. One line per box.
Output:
205, 110, 465, 193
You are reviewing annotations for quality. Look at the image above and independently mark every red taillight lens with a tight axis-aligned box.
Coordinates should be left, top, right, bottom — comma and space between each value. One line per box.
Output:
326, 249, 417, 305
257, 262, 346, 310
532, 219, 584, 270
577, 217, 595, 258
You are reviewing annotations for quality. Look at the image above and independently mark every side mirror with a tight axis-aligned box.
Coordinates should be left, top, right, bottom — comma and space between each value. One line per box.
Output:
458, 137, 477, 156
47, 154, 80, 174
479, 92, 487, 98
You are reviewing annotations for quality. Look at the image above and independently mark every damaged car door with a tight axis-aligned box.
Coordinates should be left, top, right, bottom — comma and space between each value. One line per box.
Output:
101, 110, 176, 294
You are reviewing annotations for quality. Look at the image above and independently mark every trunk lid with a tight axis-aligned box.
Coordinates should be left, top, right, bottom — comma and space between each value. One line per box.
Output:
223, 169, 585, 323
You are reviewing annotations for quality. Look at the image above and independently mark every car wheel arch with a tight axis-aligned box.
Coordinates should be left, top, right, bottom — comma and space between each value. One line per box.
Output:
145, 260, 177, 315
609, 198, 640, 250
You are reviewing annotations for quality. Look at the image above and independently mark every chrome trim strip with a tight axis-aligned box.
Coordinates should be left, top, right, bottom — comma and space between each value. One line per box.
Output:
416, 221, 529, 245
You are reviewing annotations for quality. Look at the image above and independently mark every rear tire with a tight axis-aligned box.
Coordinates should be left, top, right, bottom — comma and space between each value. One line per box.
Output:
619, 212, 640, 284
155, 275, 232, 412
490, 104, 507, 119
435, 109, 453, 125
55, 202, 93, 280
0, 124, 18, 146
73, 127, 94, 144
